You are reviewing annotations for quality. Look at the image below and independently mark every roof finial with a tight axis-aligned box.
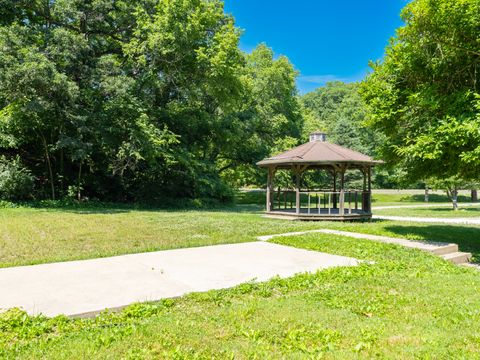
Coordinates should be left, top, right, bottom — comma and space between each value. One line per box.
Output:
309, 131, 327, 142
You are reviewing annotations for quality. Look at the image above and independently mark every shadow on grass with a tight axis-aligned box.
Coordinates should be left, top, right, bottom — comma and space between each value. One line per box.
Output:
384, 224, 480, 261
370, 194, 473, 204
405, 194, 471, 203
0, 200, 264, 215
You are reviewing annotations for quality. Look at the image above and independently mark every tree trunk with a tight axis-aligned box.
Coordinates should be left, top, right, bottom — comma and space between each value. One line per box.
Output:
424, 187, 429, 202
77, 162, 82, 201
471, 189, 477, 202
42, 136, 55, 200
452, 188, 458, 210
60, 148, 64, 194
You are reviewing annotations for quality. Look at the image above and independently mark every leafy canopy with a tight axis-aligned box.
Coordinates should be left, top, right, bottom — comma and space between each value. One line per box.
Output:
361, 0, 480, 182
0, 0, 302, 201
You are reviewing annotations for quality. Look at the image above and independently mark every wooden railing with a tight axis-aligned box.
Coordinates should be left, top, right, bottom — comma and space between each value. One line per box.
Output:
272, 189, 371, 215
273, 190, 296, 210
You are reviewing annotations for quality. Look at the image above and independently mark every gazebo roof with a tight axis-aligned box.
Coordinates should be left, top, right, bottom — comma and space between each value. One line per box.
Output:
257, 133, 381, 168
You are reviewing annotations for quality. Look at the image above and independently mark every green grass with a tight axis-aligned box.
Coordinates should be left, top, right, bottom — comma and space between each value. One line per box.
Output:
0, 205, 321, 268
2, 193, 480, 267
3, 233, 480, 358
375, 204, 480, 218
3, 192, 480, 357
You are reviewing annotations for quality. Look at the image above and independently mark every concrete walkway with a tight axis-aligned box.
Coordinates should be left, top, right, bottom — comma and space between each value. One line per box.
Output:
371, 203, 480, 224
372, 203, 479, 210
258, 229, 472, 265
373, 214, 480, 225
0, 242, 358, 317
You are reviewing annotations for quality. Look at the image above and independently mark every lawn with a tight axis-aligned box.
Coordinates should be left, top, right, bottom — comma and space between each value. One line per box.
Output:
3, 193, 480, 358
2, 191, 480, 268
0, 204, 321, 268
2, 232, 480, 358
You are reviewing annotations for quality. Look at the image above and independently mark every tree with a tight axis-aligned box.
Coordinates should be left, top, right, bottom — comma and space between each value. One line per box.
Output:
302, 81, 384, 157
220, 44, 304, 188
301, 81, 388, 188
361, 0, 480, 185
1, 0, 294, 202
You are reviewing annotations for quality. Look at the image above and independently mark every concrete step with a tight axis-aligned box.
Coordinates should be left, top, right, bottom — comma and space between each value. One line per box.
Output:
441, 251, 472, 265
461, 263, 480, 270
429, 243, 458, 255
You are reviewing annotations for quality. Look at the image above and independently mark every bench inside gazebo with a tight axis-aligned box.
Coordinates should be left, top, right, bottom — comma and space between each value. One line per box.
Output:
256, 131, 382, 221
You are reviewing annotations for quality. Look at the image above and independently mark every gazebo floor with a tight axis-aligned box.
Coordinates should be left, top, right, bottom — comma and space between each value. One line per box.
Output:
264, 208, 371, 221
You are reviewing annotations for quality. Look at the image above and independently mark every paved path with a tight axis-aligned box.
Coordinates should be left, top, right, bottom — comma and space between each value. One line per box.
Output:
372, 203, 478, 210
0, 242, 358, 317
371, 202, 480, 225
258, 229, 472, 265
373, 214, 480, 225
261, 203, 480, 224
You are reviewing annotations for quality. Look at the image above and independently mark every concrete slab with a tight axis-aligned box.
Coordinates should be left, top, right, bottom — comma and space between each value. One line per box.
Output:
0, 242, 358, 317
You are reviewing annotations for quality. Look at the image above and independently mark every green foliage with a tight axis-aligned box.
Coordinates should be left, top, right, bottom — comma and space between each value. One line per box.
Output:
221, 44, 303, 188
361, 0, 480, 182
301, 81, 397, 188
0, 156, 34, 200
302, 82, 383, 156
0, 0, 302, 202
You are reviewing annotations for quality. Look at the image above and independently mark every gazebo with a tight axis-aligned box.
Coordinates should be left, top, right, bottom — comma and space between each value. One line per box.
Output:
256, 131, 382, 221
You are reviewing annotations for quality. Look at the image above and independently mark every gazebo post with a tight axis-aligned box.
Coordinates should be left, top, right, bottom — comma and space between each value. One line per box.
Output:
332, 168, 337, 209
339, 166, 346, 215
266, 166, 275, 212
362, 167, 367, 212
367, 166, 372, 213
294, 166, 301, 214
266, 167, 271, 212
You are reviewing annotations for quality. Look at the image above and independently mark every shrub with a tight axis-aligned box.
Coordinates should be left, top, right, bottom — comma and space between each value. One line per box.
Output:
0, 157, 35, 200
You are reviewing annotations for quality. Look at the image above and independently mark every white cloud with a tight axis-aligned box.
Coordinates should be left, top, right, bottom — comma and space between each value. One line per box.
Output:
297, 75, 346, 84
298, 72, 369, 84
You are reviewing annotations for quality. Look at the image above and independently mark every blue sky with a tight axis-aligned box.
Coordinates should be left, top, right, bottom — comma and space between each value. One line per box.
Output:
224, 1, 407, 94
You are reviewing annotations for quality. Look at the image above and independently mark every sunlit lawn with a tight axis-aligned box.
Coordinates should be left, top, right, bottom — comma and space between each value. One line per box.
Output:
0, 205, 320, 268
3, 192, 480, 358
3, 233, 480, 358
2, 192, 480, 268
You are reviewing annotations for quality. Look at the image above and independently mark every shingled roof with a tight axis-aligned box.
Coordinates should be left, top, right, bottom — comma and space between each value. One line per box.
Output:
257, 134, 381, 167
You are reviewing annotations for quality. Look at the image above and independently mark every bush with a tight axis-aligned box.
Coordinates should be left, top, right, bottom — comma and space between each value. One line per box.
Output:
0, 157, 35, 200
